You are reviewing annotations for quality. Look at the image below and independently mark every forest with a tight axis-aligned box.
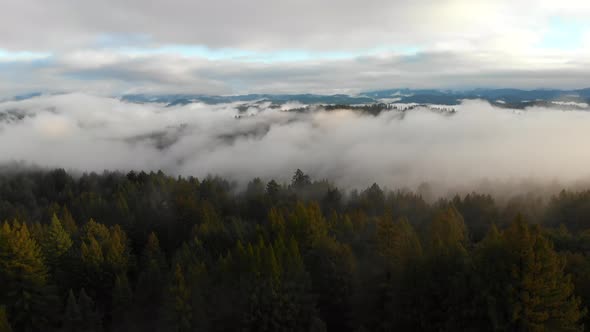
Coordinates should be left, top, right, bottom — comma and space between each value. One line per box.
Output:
1, 168, 590, 331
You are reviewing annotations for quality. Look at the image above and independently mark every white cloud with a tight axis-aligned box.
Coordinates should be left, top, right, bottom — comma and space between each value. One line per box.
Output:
2, 94, 590, 197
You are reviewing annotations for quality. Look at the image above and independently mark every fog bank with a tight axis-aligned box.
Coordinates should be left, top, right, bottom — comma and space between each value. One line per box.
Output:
1, 93, 590, 197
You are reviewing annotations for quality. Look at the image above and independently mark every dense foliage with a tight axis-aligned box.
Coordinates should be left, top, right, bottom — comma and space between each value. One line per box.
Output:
0, 168, 589, 331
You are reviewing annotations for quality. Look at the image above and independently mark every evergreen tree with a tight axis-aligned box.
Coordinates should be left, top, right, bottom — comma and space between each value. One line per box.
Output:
266, 179, 281, 201
376, 216, 422, 271
78, 289, 102, 332
61, 290, 81, 332
0, 306, 12, 332
428, 206, 467, 252
309, 316, 327, 332
504, 216, 586, 331
292, 169, 311, 189
60, 206, 78, 236
372, 216, 423, 330
474, 224, 514, 330
167, 264, 192, 332
104, 225, 129, 275
307, 236, 356, 331
111, 274, 133, 331
41, 214, 73, 271
135, 232, 167, 329
0, 220, 55, 331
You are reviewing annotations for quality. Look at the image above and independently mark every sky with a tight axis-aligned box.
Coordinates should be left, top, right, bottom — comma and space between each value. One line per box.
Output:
1, 0, 590, 96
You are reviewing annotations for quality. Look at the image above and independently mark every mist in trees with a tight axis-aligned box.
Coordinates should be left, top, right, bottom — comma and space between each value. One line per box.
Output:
0, 167, 589, 331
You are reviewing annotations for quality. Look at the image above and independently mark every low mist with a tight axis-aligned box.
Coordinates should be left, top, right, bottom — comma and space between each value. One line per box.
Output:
1, 93, 590, 198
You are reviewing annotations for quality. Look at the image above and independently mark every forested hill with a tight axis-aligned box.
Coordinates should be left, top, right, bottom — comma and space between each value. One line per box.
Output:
116, 88, 590, 108
1, 168, 590, 331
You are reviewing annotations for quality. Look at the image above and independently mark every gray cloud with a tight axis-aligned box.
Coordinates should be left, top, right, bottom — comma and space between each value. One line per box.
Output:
1, 94, 590, 197
2, 0, 590, 95
2, 0, 589, 53
3, 50, 590, 97
0, 0, 490, 51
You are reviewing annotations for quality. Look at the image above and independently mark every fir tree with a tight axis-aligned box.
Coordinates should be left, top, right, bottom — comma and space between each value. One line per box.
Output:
167, 264, 192, 332
41, 214, 73, 271
0, 220, 54, 331
62, 289, 81, 332
0, 306, 13, 332
504, 216, 586, 331
111, 274, 133, 331
428, 206, 467, 252
78, 289, 102, 332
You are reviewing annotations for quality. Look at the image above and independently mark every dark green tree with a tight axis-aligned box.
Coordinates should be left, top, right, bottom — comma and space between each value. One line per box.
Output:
0, 306, 13, 332
61, 290, 81, 332
78, 288, 102, 332
167, 264, 192, 332
504, 216, 585, 331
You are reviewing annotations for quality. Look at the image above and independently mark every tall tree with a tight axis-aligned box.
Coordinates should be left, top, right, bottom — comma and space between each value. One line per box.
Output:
0, 220, 55, 331
111, 274, 133, 331
292, 169, 311, 189
78, 289, 102, 332
41, 214, 73, 272
135, 232, 167, 329
167, 264, 192, 332
0, 306, 12, 332
428, 206, 467, 253
61, 290, 81, 332
504, 216, 586, 331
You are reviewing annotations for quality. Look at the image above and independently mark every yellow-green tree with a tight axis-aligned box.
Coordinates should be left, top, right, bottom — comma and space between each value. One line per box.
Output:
41, 214, 73, 271
0, 220, 54, 331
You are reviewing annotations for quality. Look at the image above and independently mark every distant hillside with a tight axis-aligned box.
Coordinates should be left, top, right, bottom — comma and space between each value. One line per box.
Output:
5, 88, 590, 109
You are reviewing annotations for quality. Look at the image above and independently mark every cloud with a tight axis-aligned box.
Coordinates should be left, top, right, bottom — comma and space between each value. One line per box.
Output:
3, 49, 590, 97
2, 0, 590, 95
1, 93, 590, 197
2, 0, 590, 53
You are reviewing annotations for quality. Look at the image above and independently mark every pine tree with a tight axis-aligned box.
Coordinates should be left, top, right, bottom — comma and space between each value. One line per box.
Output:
167, 264, 192, 332
135, 232, 167, 330
104, 225, 129, 275
41, 214, 73, 271
62, 289, 81, 332
504, 216, 586, 331
474, 224, 514, 330
307, 236, 356, 331
111, 274, 133, 331
395, 208, 475, 331
141, 232, 166, 270
81, 235, 104, 270
78, 289, 102, 332
0, 306, 13, 332
266, 179, 281, 200
309, 316, 327, 332
428, 206, 467, 252
80, 219, 131, 310
0, 220, 54, 331
374, 216, 423, 330
60, 206, 78, 236
288, 202, 329, 251
291, 169, 311, 189
376, 216, 422, 271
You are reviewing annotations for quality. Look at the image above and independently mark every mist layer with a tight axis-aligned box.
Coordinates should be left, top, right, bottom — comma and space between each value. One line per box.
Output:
1, 93, 589, 195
